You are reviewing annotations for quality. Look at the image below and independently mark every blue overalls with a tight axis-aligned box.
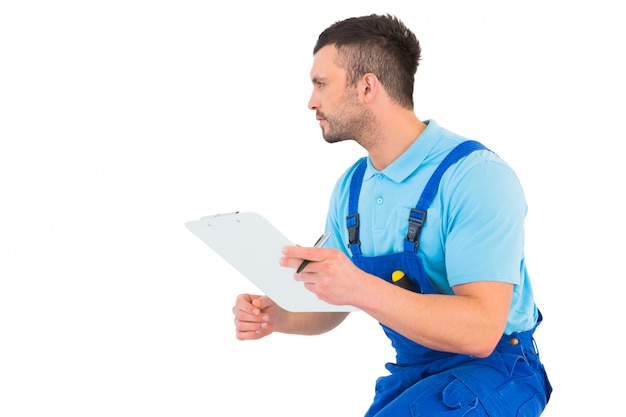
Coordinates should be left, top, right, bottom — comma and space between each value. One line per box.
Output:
346, 141, 552, 416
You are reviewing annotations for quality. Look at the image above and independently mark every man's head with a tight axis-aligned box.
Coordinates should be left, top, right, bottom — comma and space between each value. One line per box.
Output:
313, 14, 421, 110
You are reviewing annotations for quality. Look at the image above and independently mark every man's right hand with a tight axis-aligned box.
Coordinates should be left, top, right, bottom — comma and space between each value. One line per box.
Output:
232, 294, 282, 340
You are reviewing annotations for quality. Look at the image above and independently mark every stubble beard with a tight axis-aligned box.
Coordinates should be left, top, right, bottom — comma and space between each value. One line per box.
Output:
320, 106, 376, 148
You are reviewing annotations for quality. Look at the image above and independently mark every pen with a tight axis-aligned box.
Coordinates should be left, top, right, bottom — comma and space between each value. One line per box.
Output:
296, 232, 331, 273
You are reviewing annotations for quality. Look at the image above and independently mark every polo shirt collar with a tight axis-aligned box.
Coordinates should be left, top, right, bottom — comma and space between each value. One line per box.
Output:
364, 119, 441, 183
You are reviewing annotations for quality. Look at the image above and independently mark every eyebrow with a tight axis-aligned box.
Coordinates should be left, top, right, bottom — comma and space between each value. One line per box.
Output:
311, 76, 327, 84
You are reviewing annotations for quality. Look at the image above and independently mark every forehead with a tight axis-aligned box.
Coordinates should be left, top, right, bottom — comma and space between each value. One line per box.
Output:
310, 45, 345, 80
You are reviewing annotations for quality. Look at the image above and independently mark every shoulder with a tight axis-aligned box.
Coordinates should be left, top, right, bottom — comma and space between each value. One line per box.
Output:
426, 122, 523, 195
426, 125, 527, 217
441, 148, 528, 234
447, 148, 525, 199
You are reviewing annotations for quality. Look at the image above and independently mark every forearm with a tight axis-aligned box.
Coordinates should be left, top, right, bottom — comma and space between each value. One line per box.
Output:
358, 277, 512, 357
275, 311, 349, 336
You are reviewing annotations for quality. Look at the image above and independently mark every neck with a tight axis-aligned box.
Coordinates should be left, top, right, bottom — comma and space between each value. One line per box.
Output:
364, 110, 426, 171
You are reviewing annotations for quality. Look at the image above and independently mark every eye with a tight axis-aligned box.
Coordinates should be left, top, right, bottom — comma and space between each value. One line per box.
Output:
311, 78, 326, 90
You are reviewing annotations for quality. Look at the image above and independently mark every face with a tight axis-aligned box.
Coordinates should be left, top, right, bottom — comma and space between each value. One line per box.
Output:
308, 45, 372, 144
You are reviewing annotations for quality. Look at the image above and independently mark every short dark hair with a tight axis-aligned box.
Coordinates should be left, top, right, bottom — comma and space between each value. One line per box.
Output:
313, 14, 421, 109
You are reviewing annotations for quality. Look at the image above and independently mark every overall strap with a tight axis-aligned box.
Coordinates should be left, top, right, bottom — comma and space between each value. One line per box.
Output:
404, 140, 488, 252
346, 157, 367, 256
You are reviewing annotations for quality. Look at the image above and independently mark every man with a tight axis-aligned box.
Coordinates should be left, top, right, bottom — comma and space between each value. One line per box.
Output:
233, 14, 552, 416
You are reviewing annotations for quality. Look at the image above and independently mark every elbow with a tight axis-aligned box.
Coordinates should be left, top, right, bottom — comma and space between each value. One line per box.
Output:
465, 333, 502, 358
467, 315, 510, 358
471, 345, 497, 359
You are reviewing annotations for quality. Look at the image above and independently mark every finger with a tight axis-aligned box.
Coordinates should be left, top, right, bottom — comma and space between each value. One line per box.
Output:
294, 271, 318, 283
251, 295, 274, 310
284, 245, 335, 263
234, 294, 262, 315
233, 307, 261, 325
282, 245, 314, 260
235, 321, 270, 340
234, 317, 268, 333
281, 248, 325, 272
236, 328, 265, 341
279, 253, 304, 270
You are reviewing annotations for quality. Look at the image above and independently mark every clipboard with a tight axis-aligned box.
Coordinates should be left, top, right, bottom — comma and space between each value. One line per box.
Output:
185, 212, 358, 312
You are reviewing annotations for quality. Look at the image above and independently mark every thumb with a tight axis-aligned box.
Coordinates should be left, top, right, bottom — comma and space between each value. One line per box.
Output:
252, 295, 275, 310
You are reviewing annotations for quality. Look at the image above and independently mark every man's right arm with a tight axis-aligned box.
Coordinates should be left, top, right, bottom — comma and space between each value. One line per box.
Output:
233, 293, 349, 340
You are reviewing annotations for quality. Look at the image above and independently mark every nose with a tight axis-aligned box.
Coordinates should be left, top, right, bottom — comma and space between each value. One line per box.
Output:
308, 90, 319, 111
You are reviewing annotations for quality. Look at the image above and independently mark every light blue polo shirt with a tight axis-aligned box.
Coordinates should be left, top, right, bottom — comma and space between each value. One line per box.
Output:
324, 120, 538, 334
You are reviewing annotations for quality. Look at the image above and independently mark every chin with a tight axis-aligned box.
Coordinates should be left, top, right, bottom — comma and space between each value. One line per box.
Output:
324, 136, 347, 144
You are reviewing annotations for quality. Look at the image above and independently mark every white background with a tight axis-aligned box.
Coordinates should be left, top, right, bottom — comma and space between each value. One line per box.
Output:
1, 0, 624, 415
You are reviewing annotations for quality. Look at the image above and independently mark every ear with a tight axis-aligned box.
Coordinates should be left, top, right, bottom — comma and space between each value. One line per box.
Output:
360, 73, 379, 104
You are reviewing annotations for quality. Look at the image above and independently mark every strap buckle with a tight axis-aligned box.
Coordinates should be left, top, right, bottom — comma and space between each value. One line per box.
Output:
346, 213, 360, 245
405, 209, 427, 248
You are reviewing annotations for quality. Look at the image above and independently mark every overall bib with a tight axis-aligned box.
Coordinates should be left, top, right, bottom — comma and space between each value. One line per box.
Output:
346, 141, 552, 416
